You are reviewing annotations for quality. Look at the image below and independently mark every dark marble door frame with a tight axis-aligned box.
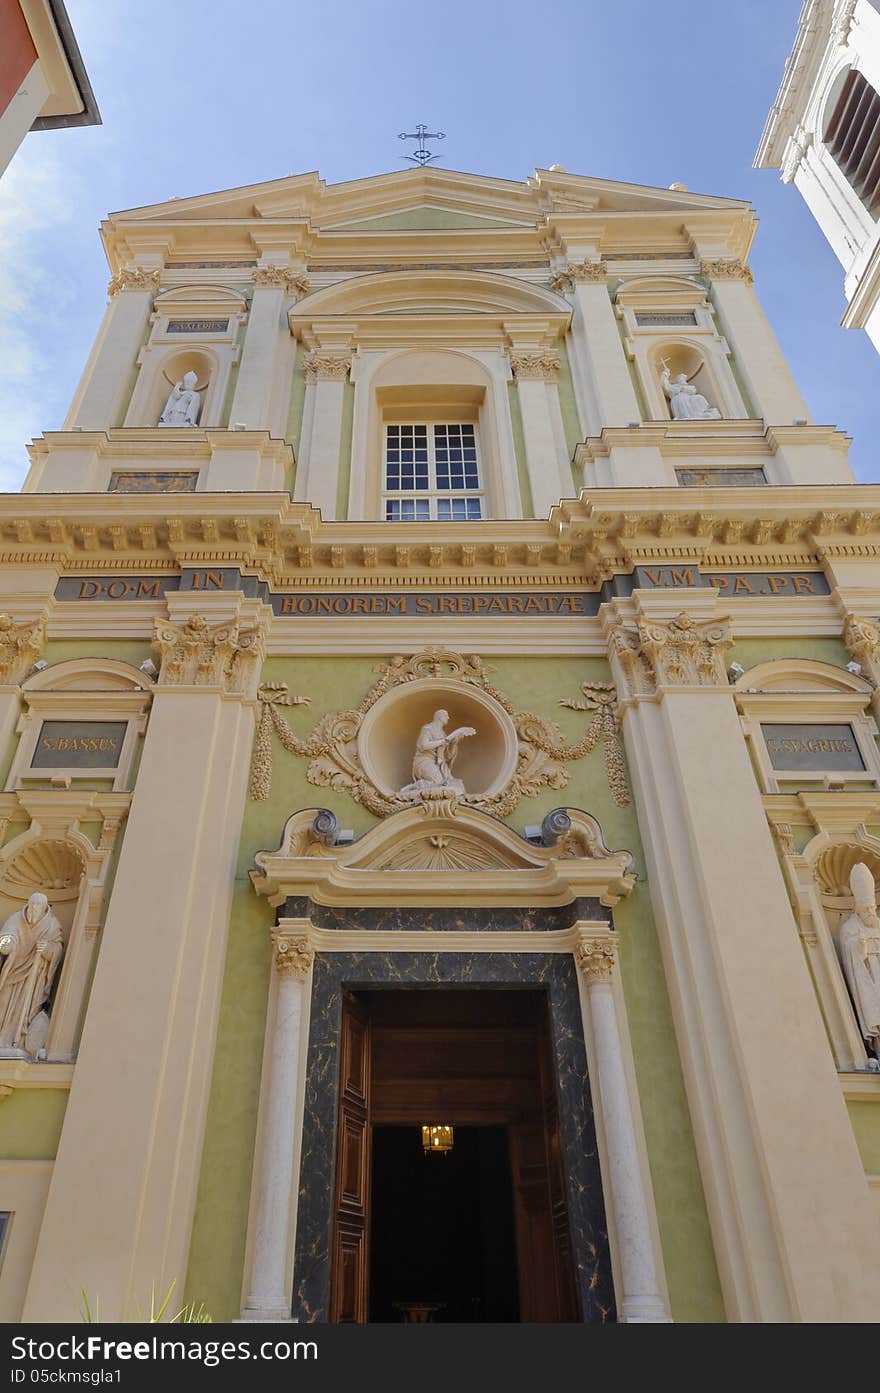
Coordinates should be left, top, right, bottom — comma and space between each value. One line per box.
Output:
291, 947, 615, 1324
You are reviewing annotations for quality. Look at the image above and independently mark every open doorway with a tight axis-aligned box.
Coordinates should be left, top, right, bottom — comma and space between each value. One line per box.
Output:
370, 1124, 519, 1322
329, 988, 579, 1323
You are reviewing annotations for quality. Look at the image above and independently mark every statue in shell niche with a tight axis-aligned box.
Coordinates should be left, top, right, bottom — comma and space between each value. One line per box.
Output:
399, 708, 477, 800
838, 863, 880, 1067
0, 892, 64, 1059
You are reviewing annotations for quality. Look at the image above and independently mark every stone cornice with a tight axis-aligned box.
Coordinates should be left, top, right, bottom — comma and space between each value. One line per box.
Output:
2, 484, 880, 585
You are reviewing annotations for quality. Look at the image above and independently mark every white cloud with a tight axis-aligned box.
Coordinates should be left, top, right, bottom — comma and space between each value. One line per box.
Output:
0, 145, 84, 490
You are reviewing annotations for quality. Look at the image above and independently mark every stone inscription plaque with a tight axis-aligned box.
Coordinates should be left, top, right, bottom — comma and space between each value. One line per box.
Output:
676, 468, 767, 487
166, 319, 229, 333
108, 471, 198, 494
761, 723, 865, 772
633, 566, 829, 597
32, 721, 127, 769
55, 565, 832, 609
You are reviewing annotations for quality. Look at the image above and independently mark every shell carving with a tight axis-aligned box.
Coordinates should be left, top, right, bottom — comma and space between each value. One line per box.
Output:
815, 843, 880, 899
0, 840, 85, 902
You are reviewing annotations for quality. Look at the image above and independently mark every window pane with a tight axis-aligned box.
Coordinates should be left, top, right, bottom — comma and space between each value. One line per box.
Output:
437, 496, 483, 520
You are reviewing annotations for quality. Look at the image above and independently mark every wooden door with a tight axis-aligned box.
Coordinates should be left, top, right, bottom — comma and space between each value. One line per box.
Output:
329, 993, 371, 1323
509, 1015, 578, 1321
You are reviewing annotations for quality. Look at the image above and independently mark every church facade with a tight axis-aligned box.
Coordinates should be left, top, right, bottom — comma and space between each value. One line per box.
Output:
0, 163, 879, 1325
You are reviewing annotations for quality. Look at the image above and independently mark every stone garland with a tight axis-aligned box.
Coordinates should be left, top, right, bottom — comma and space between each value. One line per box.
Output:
248, 648, 630, 812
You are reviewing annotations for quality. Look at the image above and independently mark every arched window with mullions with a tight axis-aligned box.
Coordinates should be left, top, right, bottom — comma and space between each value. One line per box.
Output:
824, 67, 880, 217
383, 421, 484, 521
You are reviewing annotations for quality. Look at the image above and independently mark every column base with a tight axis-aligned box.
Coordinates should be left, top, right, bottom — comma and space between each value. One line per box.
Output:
236, 1308, 297, 1323
619, 1296, 672, 1322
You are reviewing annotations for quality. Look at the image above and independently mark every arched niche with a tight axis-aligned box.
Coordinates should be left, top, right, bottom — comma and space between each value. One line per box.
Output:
124, 284, 246, 430
9, 659, 153, 793
614, 274, 747, 422
357, 677, 519, 800
780, 824, 880, 1072
0, 829, 98, 1061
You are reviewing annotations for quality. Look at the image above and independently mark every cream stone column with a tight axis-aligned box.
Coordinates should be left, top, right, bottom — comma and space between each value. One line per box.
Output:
239, 925, 314, 1322
602, 591, 880, 1322
65, 269, 160, 431
23, 602, 269, 1322
230, 266, 307, 431
575, 933, 670, 1323
569, 261, 643, 428
295, 349, 352, 520
507, 348, 573, 517
843, 613, 880, 724
696, 256, 811, 427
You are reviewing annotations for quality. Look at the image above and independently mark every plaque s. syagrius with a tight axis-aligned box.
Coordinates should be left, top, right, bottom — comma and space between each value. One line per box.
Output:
761, 723, 865, 772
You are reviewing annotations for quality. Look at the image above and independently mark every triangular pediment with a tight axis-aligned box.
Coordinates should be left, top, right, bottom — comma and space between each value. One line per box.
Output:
324, 204, 534, 232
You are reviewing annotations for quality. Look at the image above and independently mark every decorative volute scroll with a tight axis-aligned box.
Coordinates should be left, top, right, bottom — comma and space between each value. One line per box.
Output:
699, 258, 754, 286
107, 267, 161, 297
248, 647, 630, 813
304, 350, 352, 383
569, 260, 608, 282
508, 350, 561, 382
271, 928, 314, 978
844, 614, 880, 686
0, 613, 46, 686
251, 803, 636, 909
152, 613, 267, 695
574, 931, 617, 982
609, 612, 733, 696
253, 266, 310, 297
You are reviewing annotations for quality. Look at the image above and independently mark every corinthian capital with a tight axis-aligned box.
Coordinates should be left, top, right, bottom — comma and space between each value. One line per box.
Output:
844, 614, 880, 685
609, 610, 733, 696
569, 259, 608, 283
253, 265, 310, 297
509, 349, 560, 381
0, 613, 46, 685
700, 258, 754, 287
304, 350, 352, 383
107, 267, 161, 297
574, 932, 616, 983
272, 930, 314, 978
152, 612, 267, 694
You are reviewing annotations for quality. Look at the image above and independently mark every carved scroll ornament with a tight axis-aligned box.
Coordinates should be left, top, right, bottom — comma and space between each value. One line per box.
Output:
152, 613, 267, 694
248, 647, 630, 815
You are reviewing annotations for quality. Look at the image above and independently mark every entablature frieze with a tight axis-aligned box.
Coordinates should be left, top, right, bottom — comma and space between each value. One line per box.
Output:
4, 485, 880, 585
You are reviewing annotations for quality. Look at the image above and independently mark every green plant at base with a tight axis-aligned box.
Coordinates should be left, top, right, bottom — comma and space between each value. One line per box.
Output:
80, 1280, 212, 1323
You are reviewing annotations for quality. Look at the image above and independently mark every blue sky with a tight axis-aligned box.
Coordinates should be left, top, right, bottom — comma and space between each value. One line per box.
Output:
1, 0, 877, 486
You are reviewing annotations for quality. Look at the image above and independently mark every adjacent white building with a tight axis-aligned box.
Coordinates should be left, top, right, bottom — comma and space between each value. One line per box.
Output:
757, 0, 880, 351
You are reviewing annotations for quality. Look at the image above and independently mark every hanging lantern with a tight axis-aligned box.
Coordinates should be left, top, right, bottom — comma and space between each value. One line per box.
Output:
421, 1124, 454, 1154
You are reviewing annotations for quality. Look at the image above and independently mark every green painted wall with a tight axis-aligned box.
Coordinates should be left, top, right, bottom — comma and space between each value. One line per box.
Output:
556, 341, 582, 461
847, 1100, 880, 1173
335, 381, 355, 521
728, 635, 851, 671
219, 321, 247, 429
333, 208, 528, 232
506, 382, 533, 519
0, 1090, 68, 1160
185, 653, 723, 1322
39, 640, 153, 670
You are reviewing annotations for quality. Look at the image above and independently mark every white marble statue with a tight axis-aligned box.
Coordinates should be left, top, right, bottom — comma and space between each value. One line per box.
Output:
838, 863, 880, 1065
158, 370, 201, 427
660, 362, 721, 421
399, 709, 476, 799
0, 893, 64, 1058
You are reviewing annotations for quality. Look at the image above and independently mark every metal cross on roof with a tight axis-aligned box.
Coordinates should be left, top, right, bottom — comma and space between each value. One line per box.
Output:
398, 123, 446, 166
